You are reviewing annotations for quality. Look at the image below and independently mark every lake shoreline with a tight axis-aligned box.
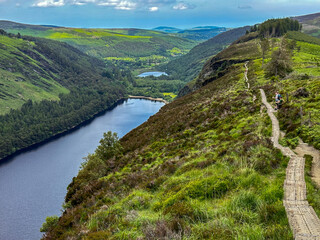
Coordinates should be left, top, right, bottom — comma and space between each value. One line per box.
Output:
129, 95, 169, 104
0, 98, 165, 240
0, 98, 126, 164
1, 96, 167, 164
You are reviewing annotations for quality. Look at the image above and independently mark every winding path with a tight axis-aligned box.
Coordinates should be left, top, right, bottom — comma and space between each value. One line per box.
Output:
260, 89, 320, 239
244, 61, 250, 89
295, 140, 320, 188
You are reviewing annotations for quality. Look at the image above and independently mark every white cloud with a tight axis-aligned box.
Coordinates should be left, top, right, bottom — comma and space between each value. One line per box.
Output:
98, 0, 136, 10
71, 0, 96, 5
33, 0, 65, 7
172, 1, 195, 10
149, 6, 158, 11
31, 0, 196, 10
98, 0, 118, 6
115, 1, 136, 10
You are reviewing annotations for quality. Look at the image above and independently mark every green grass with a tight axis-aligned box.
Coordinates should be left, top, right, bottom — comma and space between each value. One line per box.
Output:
46, 40, 293, 238
305, 155, 320, 217
42, 29, 320, 240
6, 27, 197, 65
163, 92, 177, 99
0, 34, 69, 114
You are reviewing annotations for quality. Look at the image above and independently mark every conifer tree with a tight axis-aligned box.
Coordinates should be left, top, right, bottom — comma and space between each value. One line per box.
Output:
266, 39, 292, 78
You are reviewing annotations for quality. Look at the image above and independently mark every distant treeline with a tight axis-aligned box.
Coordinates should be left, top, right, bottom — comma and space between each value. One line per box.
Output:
249, 18, 301, 38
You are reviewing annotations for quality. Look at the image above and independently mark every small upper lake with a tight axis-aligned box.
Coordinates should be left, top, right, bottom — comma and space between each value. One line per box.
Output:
0, 99, 164, 240
138, 71, 168, 77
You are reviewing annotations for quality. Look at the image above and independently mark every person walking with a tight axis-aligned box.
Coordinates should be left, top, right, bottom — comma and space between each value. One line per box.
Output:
275, 91, 283, 110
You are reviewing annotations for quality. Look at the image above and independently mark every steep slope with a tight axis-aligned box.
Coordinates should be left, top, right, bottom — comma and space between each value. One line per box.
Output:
43, 30, 303, 240
0, 30, 127, 160
182, 31, 260, 96
0, 31, 69, 114
293, 12, 320, 38
160, 26, 250, 95
42, 18, 320, 239
0, 21, 197, 68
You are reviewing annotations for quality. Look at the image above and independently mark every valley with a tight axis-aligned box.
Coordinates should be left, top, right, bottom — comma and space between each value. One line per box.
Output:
1, 9, 320, 240
0, 21, 198, 69
42, 18, 320, 239
0, 29, 128, 160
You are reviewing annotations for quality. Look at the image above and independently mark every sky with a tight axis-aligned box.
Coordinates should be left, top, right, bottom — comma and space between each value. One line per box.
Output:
0, 0, 319, 29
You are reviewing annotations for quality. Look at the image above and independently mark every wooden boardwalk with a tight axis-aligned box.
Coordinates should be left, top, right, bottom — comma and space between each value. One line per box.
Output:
260, 89, 320, 239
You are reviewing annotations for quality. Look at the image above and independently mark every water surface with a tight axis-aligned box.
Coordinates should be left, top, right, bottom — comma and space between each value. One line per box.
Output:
138, 71, 168, 77
0, 99, 164, 240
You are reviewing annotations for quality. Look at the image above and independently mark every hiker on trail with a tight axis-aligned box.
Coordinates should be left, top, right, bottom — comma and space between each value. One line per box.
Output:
275, 92, 283, 110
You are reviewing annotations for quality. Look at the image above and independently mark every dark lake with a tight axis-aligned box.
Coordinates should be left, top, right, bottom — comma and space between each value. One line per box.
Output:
0, 99, 164, 240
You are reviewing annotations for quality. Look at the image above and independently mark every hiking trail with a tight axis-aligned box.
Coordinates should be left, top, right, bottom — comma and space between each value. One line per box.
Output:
295, 139, 320, 188
260, 89, 320, 239
244, 61, 250, 89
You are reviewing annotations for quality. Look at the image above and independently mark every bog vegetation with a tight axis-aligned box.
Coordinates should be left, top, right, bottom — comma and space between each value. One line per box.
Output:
2, 17, 320, 239
42, 18, 320, 239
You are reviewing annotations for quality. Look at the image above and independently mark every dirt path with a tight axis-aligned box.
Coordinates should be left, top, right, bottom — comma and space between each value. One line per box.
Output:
244, 61, 250, 89
295, 140, 320, 187
260, 89, 320, 239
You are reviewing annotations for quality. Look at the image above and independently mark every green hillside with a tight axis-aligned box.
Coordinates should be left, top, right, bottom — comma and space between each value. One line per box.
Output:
43, 20, 320, 239
0, 31, 69, 114
0, 21, 197, 68
0, 30, 127, 160
160, 26, 250, 95
293, 12, 320, 38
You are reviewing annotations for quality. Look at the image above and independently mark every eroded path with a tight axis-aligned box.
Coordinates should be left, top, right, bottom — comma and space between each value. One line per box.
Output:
260, 89, 320, 239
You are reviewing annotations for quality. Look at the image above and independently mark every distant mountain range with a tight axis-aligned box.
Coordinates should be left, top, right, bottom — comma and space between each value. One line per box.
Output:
153, 26, 228, 41
153, 26, 182, 33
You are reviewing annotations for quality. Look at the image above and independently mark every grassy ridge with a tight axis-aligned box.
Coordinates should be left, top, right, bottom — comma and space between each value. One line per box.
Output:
44, 36, 295, 239
1, 22, 197, 68
272, 32, 320, 151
